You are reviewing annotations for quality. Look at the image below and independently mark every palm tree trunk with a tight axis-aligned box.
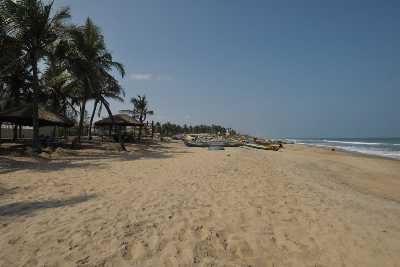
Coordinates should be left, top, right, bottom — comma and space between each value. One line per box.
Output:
138, 114, 143, 142
13, 124, 17, 141
101, 100, 114, 131
138, 125, 142, 142
88, 100, 98, 140
78, 96, 87, 143
31, 51, 41, 153
151, 121, 154, 139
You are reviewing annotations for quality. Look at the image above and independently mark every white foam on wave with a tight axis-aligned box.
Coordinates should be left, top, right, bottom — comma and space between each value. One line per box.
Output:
322, 140, 383, 145
301, 143, 400, 160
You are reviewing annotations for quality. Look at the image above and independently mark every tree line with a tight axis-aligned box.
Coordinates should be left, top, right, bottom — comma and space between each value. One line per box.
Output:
0, 0, 124, 152
154, 122, 237, 137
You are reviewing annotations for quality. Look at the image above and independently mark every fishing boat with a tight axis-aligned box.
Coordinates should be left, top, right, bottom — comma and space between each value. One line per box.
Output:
243, 143, 268, 150
185, 140, 241, 148
184, 141, 209, 147
242, 143, 280, 151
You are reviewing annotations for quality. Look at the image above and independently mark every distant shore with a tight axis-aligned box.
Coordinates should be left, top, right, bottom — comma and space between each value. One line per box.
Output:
1, 141, 400, 266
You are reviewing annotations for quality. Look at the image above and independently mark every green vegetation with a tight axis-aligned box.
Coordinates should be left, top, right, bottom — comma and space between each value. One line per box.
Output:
0, 0, 124, 152
155, 122, 236, 137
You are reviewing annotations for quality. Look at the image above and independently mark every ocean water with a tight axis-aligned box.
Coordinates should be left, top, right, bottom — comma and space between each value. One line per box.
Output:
291, 138, 400, 160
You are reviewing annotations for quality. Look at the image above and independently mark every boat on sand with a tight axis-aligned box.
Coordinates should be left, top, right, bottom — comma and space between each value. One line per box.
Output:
243, 143, 280, 151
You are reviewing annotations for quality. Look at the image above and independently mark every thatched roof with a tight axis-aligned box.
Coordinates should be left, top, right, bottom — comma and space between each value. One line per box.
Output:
0, 104, 74, 127
94, 114, 143, 127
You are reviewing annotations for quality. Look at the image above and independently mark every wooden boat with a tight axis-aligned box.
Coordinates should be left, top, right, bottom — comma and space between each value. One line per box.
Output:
185, 140, 241, 148
223, 141, 242, 147
242, 143, 280, 151
184, 141, 209, 147
243, 143, 267, 150
255, 139, 272, 146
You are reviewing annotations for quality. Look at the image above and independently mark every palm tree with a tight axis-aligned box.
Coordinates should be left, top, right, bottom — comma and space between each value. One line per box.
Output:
65, 18, 125, 142
42, 46, 79, 136
120, 95, 153, 142
132, 95, 153, 141
0, 0, 71, 152
88, 74, 125, 139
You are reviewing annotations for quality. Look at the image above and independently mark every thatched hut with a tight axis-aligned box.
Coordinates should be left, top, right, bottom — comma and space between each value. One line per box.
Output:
94, 114, 144, 138
0, 104, 74, 127
94, 114, 143, 127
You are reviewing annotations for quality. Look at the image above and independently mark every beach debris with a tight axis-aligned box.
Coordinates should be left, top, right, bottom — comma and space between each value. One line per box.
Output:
120, 241, 129, 257
24, 147, 34, 156
104, 143, 122, 151
76, 255, 90, 266
173, 133, 185, 140
51, 147, 66, 156
39, 151, 51, 159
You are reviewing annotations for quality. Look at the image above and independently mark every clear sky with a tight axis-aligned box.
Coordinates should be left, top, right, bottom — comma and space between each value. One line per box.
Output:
54, 0, 400, 138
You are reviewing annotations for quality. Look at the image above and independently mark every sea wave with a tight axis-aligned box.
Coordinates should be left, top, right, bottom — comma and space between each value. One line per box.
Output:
322, 140, 383, 145
336, 146, 400, 159
299, 143, 400, 159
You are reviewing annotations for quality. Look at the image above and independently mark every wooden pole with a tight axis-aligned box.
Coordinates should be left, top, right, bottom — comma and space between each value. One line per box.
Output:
151, 121, 154, 139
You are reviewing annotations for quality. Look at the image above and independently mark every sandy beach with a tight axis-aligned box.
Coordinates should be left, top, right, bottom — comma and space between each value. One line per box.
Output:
1, 142, 400, 267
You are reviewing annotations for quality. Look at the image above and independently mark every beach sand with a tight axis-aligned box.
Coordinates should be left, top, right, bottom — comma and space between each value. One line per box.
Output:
0, 142, 400, 266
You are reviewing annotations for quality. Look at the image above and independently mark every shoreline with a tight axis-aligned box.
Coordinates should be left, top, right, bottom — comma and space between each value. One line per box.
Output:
292, 142, 400, 161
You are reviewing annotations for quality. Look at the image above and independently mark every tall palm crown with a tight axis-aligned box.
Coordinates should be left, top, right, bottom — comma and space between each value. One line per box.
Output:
66, 18, 125, 90
65, 17, 125, 141
0, 0, 71, 152
131, 95, 154, 123
42, 46, 78, 118
0, 0, 70, 57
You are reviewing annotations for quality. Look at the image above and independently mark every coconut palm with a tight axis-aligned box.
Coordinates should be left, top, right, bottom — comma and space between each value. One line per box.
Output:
88, 74, 125, 139
65, 18, 125, 142
0, 0, 71, 152
42, 46, 80, 139
121, 95, 153, 142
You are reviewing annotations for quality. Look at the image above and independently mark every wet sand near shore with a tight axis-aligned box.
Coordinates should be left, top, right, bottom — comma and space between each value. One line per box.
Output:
1, 142, 400, 266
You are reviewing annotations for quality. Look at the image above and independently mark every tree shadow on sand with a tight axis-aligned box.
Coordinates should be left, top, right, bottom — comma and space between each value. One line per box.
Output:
47, 142, 192, 161
0, 142, 192, 174
0, 194, 96, 217
0, 157, 106, 175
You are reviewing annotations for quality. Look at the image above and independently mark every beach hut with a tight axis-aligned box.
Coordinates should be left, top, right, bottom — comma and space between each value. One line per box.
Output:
94, 114, 143, 128
0, 103, 74, 127
94, 114, 144, 139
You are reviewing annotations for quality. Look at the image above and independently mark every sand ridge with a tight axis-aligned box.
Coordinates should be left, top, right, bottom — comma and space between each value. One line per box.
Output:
0, 142, 400, 266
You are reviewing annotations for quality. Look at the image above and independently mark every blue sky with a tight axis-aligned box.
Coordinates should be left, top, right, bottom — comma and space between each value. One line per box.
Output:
54, 0, 400, 138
